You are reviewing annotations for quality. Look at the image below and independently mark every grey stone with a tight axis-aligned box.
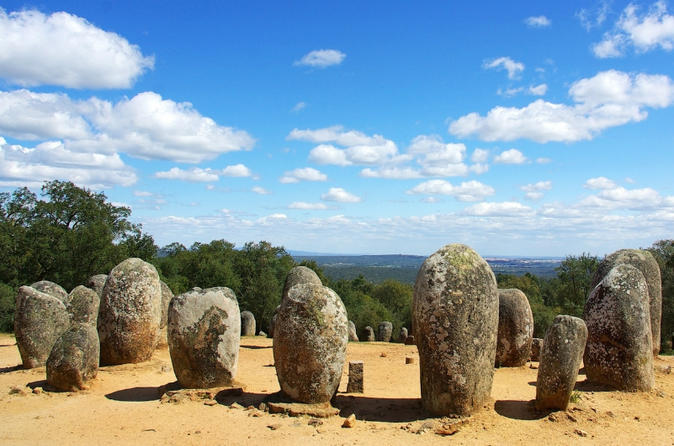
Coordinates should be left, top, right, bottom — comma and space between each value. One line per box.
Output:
14, 286, 70, 368
268, 305, 280, 338
591, 249, 662, 355
85, 274, 108, 298
348, 320, 359, 342
30, 281, 68, 304
241, 310, 256, 336
157, 281, 174, 348
273, 282, 348, 404
68, 286, 99, 325
46, 322, 99, 391
413, 243, 498, 416
399, 327, 409, 343
364, 326, 375, 342
167, 287, 240, 388
531, 338, 543, 362
282, 266, 322, 300
346, 361, 364, 393
377, 321, 393, 342
584, 264, 654, 391
496, 288, 534, 367
536, 315, 587, 410
258, 331, 266, 337
97, 258, 162, 365
404, 335, 416, 345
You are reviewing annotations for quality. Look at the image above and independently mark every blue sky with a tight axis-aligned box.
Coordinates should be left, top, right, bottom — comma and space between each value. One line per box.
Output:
1, 1, 674, 256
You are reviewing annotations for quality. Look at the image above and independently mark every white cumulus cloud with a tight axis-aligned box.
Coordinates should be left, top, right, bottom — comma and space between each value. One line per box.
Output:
289, 202, 328, 210
321, 187, 362, 203
529, 83, 548, 95
279, 167, 328, 183
483, 57, 525, 79
0, 8, 153, 88
221, 164, 253, 177
408, 179, 495, 202
449, 70, 674, 143
464, 201, 533, 216
585, 176, 617, 190
525, 16, 551, 28
295, 49, 346, 68
252, 186, 270, 195
494, 149, 527, 164
155, 167, 220, 182
521, 180, 552, 200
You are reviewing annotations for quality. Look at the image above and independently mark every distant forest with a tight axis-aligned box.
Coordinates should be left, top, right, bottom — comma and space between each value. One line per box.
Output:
1, 181, 672, 354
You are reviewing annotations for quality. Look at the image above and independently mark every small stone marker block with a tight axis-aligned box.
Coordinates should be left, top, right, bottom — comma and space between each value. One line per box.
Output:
346, 361, 364, 393
405, 356, 415, 364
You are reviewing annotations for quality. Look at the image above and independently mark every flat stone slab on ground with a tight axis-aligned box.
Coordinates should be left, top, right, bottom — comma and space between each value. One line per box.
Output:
267, 401, 340, 418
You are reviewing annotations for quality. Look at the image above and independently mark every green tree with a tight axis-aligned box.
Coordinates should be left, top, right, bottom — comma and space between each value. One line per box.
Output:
550, 253, 599, 316
497, 273, 560, 337
647, 240, 674, 352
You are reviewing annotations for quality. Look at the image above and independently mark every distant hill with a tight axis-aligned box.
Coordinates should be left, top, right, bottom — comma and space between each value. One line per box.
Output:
293, 254, 561, 284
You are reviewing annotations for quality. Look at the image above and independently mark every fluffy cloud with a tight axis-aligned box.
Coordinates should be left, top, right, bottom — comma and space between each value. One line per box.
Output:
289, 202, 328, 210
221, 164, 253, 177
252, 186, 270, 195
580, 185, 666, 210
408, 179, 495, 202
0, 90, 255, 163
529, 83, 548, 95
280, 167, 328, 183
0, 138, 136, 188
321, 187, 362, 203
585, 176, 617, 190
0, 8, 153, 88
593, 1, 674, 58
360, 167, 422, 179
521, 181, 552, 200
464, 201, 533, 216
494, 149, 527, 164
449, 70, 674, 142
525, 16, 551, 28
483, 57, 525, 79
155, 167, 219, 182
295, 49, 346, 68
471, 148, 489, 163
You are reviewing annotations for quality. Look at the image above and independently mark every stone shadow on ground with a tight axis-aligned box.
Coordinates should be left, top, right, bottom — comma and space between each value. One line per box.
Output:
240, 344, 272, 350
106, 386, 163, 402
494, 400, 550, 420
0, 364, 22, 373
333, 395, 424, 422
574, 379, 615, 392
215, 389, 269, 407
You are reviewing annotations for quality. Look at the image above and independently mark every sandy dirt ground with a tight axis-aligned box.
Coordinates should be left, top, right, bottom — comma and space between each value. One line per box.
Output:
1, 333, 673, 445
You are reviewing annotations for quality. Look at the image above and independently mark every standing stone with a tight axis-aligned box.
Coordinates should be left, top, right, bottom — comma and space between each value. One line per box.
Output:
14, 286, 70, 368
30, 281, 69, 304
241, 310, 256, 336
536, 315, 587, 410
273, 282, 348, 404
399, 327, 409, 344
496, 289, 534, 367
346, 361, 364, 393
592, 249, 662, 355
97, 258, 162, 365
46, 322, 99, 391
377, 321, 393, 342
364, 326, 375, 342
348, 320, 359, 342
167, 287, 241, 388
413, 244, 498, 416
531, 338, 544, 362
68, 286, 99, 324
157, 281, 174, 348
584, 264, 654, 391
282, 266, 322, 299
405, 335, 416, 345
85, 274, 108, 298
268, 305, 280, 338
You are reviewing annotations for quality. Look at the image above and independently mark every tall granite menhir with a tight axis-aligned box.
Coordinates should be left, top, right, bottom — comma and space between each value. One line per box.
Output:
97, 258, 162, 365
591, 249, 662, 355
496, 288, 534, 367
413, 244, 499, 416
273, 282, 348, 404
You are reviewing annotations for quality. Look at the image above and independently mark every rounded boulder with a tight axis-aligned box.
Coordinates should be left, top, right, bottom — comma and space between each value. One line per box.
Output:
377, 321, 393, 342
241, 310, 256, 336
273, 282, 348, 403
46, 322, 100, 391
168, 287, 241, 388
282, 266, 322, 300
496, 288, 534, 367
97, 258, 162, 365
413, 243, 498, 416
68, 285, 100, 325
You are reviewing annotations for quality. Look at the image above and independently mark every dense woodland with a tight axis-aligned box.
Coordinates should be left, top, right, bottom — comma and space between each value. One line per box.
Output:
1, 181, 672, 352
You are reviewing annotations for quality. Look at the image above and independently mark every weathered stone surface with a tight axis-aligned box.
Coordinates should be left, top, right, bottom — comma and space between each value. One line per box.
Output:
399, 327, 409, 343
592, 249, 662, 355
496, 288, 534, 367
14, 286, 71, 368
346, 361, 364, 393
364, 326, 375, 342
273, 282, 348, 404
584, 264, 654, 391
30, 281, 68, 304
282, 266, 322, 300
404, 335, 416, 345
97, 258, 162, 365
167, 287, 240, 388
531, 338, 543, 362
536, 315, 587, 410
413, 243, 498, 416
377, 321, 393, 342
348, 320, 359, 342
157, 281, 174, 348
241, 310, 256, 336
85, 274, 108, 297
268, 305, 280, 338
46, 322, 99, 391
68, 286, 99, 324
